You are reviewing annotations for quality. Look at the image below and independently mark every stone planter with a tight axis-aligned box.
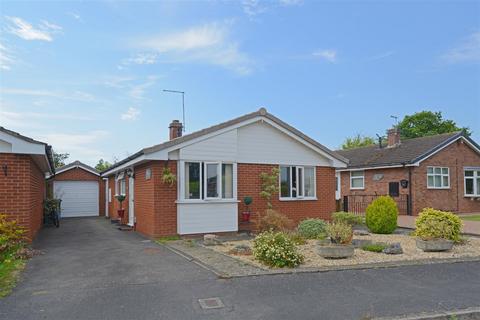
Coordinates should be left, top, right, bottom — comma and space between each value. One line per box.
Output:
352, 239, 372, 248
318, 244, 354, 259
416, 238, 454, 252
317, 238, 331, 246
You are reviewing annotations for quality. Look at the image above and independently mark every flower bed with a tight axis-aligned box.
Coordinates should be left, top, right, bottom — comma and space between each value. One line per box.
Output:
210, 233, 480, 269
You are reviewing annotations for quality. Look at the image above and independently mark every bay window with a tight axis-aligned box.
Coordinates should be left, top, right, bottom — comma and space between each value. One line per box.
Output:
280, 165, 316, 200
183, 161, 234, 201
427, 166, 449, 189
464, 168, 480, 196
350, 170, 364, 189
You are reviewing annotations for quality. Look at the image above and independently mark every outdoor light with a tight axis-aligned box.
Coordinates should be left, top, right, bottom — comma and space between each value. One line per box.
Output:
2, 164, 7, 176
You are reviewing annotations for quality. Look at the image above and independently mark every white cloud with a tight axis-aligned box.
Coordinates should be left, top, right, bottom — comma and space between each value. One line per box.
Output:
128, 76, 157, 100
312, 49, 337, 63
441, 31, 480, 64
103, 75, 135, 88
136, 22, 252, 75
1, 88, 96, 101
0, 42, 15, 70
119, 52, 158, 68
67, 12, 82, 22
5, 16, 62, 41
279, 0, 303, 6
120, 107, 140, 120
242, 0, 268, 17
0, 110, 93, 129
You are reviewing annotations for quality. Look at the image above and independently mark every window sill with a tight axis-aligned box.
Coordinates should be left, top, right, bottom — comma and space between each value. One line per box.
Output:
176, 199, 239, 204
464, 195, 480, 198
427, 187, 450, 190
350, 188, 365, 191
279, 197, 318, 202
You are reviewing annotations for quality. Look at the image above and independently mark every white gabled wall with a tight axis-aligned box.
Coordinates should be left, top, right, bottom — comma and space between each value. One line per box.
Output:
179, 129, 237, 161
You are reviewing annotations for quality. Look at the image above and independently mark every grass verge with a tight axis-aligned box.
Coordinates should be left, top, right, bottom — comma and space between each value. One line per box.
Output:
156, 235, 181, 244
461, 215, 480, 222
0, 258, 26, 298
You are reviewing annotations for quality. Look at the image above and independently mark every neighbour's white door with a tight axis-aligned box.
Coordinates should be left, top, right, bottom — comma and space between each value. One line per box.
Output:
53, 181, 99, 217
105, 179, 109, 217
335, 172, 341, 200
128, 177, 135, 226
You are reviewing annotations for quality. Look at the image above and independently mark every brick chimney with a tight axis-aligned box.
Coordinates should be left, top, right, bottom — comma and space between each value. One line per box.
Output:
387, 127, 401, 147
169, 120, 183, 140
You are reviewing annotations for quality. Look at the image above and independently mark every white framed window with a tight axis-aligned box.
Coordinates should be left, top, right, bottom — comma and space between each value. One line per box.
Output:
427, 166, 450, 189
464, 168, 480, 197
108, 188, 112, 203
350, 170, 364, 190
182, 161, 235, 201
280, 165, 316, 200
115, 172, 126, 196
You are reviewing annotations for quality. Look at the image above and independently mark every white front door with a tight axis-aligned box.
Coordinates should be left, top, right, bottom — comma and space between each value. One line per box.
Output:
104, 179, 109, 217
335, 172, 341, 200
128, 177, 135, 226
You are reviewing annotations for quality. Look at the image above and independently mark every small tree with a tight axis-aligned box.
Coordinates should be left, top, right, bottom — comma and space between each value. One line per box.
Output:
398, 111, 470, 139
53, 151, 69, 168
95, 159, 112, 172
341, 134, 375, 150
259, 168, 279, 209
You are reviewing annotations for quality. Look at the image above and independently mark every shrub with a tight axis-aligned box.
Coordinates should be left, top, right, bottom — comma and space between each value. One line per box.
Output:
361, 243, 387, 253
365, 196, 398, 234
297, 218, 327, 239
253, 231, 303, 268
326, 222, 353, 245
332, 211, 364, 226
0, 214, 26, 263
414, 208, 462, 242
286, 231, 307, 245
258, 209, 294, 232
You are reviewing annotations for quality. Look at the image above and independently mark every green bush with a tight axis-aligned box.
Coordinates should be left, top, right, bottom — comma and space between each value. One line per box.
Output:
414, 208, 462, 242
286, 232, 307, 245
332, 211, 364, 226
258, 209, 294, 232
365, 196, 398, 234
361, 243, 387, 253
0, 214, 26, 263
297, 218, 327, 239
253, 231, 304, 268
326, 222, 353, 245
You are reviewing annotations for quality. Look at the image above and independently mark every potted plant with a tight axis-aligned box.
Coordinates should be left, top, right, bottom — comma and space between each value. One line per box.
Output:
318, 222, 354, 259
161, 167, 176, 186
242, 196, 253, 222
115, 194, 126, 219
414, 208, 462, 252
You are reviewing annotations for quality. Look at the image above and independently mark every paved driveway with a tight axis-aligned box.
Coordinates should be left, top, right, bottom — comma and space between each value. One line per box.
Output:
1, 218, 480, 320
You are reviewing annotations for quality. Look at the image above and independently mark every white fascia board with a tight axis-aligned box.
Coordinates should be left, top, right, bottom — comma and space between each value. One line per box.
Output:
410, 136, 479, 166
147, 116, 347, 168
56, 165, 100, 176
101, 154, 146, 176
336, 164, 408, 172
0, 131, 45, 155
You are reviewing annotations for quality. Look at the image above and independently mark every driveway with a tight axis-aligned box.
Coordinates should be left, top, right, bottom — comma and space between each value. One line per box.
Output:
1, 218, 480, 320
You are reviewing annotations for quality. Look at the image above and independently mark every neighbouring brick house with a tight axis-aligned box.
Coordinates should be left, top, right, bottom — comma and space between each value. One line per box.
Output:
47, 161, 105, 218
0, 127, 54, 240
101, 108, 348, 238
336, 128, 480, 215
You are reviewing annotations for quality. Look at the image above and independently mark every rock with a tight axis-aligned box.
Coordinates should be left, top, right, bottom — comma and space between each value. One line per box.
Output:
383, 242, 403, 254
416, 238, 453, 252
318, 244, 354, 259
352, 239, 372, 248
229, 244, 252, 255
353, 230, 370, 236
203, 234, 218, 246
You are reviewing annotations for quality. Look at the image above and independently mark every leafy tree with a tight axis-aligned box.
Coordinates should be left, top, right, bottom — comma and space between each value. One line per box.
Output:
53, 151, 69, 168
398, 111, 470, 139
95, 159, 112, 172
341, 134, 376, 150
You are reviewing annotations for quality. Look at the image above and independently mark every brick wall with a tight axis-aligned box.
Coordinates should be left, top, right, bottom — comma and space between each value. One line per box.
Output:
340, 168, 409, 197
412, 139, 480, 214
0, 153, 46, 240
237, 164, 336, 229
53, 167, 105, 216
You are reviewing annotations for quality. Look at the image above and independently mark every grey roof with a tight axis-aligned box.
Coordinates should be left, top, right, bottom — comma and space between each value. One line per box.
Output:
336, 131, 478, 169
0, 126, 55, 173
102, 108, 348, 174
56, 160, 99, 175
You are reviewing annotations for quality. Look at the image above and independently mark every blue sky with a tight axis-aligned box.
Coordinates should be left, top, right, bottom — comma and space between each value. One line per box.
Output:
1, 1, 479, 166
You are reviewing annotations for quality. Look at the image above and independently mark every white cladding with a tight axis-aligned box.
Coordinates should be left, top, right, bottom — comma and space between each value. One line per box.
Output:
179, 129, 237, 161
177, 202, 238, 234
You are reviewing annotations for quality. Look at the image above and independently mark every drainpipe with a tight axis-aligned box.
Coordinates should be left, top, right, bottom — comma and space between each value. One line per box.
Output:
408, 166, 413, 216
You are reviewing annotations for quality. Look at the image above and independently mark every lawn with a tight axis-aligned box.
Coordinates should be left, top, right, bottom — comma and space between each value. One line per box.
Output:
461, 215, 480, 222
0, 258, 26, 298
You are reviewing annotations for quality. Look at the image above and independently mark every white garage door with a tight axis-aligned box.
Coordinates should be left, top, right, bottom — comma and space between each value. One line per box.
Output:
54, 181, 99, 218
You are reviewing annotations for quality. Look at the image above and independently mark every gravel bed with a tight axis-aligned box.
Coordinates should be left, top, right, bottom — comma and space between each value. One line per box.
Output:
211, 234, 480, 269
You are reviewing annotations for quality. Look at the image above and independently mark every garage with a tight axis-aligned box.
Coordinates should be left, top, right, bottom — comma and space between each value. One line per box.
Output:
54, 181, 99, 217
49, 160, 105, 218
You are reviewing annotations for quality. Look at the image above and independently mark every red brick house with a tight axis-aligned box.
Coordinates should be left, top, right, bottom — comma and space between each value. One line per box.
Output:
0, 127, 55, 240
48, 161, 105, 218
336, 128, 480, 215
101, 108, 348, 238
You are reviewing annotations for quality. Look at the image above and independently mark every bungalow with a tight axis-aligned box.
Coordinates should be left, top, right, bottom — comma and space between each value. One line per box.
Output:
0, 127, 55, 240
101, 108, 348, 238
336, 128, 480, 215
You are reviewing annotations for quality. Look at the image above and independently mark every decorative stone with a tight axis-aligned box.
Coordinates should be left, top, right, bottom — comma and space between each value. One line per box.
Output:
318, 244, 354, 259
353, 230, 370, 236
416, 238, 453, 252
203, 234, 218, 246
382, 243, 403, 254
352, 239, 372, 248
228, 244, 252, 255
